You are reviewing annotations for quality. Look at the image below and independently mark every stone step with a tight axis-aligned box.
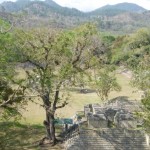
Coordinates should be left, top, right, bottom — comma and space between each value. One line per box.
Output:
65, 129, 149, 150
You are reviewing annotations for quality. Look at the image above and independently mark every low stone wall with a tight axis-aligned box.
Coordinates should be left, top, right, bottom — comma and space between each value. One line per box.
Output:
88, 113, 108, 128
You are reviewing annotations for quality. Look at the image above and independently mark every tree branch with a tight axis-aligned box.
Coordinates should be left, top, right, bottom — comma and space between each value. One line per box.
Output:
0, 86, 21, 107
72, 41, 87, 67
52, 81, 63, 111
56, 101, 69, 110
53, 90, 59, 111
26, 59, 45, 70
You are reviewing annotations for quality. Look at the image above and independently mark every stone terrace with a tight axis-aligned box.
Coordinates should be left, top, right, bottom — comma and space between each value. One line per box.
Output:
65, 97, 149, 150
66, 129, 149, 150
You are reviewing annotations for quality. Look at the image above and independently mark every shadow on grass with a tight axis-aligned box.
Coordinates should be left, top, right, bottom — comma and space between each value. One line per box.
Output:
0, 122, 63, 150
67, 87, 96, 94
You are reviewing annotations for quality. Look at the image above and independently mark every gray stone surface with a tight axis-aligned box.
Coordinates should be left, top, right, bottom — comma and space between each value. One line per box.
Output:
66, 129, 150, 150
114, 111, 137, 128
105, 108, 117, 122
88, 113, 108, 128
65, 100, 149, 150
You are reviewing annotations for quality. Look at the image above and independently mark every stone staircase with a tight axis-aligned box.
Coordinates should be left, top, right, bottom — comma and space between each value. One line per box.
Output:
65, 128, 150, 150
98, 128, 149, 150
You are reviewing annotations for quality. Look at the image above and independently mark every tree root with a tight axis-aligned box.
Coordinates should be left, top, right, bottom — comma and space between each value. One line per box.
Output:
39, 137, 60, 146
39, 137, 51, 146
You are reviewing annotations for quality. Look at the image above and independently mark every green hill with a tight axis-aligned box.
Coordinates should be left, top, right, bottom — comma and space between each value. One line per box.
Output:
89, 2, 147, 16
0, 0, 85, 17
0, 1, 150, 34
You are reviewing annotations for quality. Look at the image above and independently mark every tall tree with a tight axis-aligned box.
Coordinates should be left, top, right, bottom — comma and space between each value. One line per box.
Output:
15, 24, 107, 144
93, 66, 121, 101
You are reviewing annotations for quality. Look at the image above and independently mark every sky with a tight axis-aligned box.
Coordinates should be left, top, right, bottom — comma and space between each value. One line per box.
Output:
0, 0, 150, 12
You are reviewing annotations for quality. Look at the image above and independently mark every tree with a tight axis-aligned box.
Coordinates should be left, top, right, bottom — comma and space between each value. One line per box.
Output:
15, 24, 107, 145
128, 28, 150, 50
93, 66, 121, 101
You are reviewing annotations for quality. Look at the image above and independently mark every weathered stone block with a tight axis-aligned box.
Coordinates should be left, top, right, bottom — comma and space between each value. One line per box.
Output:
88, 113, 108, 128
105, 108, 117, 122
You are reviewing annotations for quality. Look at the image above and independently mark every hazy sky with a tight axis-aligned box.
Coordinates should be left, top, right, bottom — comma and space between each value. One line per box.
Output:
0, 0, 150, 12
54, 0, 150, 11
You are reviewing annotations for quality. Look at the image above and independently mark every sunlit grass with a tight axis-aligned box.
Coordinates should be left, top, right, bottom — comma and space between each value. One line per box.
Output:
20, 71, 141, 124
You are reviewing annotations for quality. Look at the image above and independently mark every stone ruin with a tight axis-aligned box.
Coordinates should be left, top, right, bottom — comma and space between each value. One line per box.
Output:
87, 113, 107, 128
84, 98, 141, 129
65, 98, 150, 149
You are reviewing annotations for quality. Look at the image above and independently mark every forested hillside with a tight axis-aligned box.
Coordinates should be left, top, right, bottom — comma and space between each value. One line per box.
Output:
0, 0, 150, 34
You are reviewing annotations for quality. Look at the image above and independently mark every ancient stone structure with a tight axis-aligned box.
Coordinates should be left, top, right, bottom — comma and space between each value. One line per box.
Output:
65, 98, 150, 150
88, 113, 107, 128
84, 98, 141, 129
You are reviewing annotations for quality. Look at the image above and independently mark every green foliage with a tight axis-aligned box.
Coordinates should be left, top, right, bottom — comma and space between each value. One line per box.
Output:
111, 28, 150, 67
93, 66, 121, 101
102, 35, 116, 46
111, 50, 129, 65
131, 55, 150, 92
14, 23, 109, 142
0, 19, 26, 121
110, 35, 129, 65
110, 29, 150, 131
131, 55, 150, 131
128, 28, 150, 49
15, 23, 105, 97
0, 18, 10, 28
110, 27, 150, 131
126, 30, 150, 69
0, 18, 16, 77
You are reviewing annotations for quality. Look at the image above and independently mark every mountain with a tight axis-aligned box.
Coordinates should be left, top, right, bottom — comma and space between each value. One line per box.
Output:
0, 0, 85, 17
44, 0, 60, 8
0, 0, 30, 12
101, 2, 146, 12
0, 1, 147, 17
0, 1, 150, 35
89, 2, 147, 16
0, 0, 88, 31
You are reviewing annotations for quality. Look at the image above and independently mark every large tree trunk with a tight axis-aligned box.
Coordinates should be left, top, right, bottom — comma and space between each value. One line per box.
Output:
45, 110, 52, 140
41, 92, 53, 142
49, 113, 57, 145
41, 89, 60, 145
39, 112, 52, 145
